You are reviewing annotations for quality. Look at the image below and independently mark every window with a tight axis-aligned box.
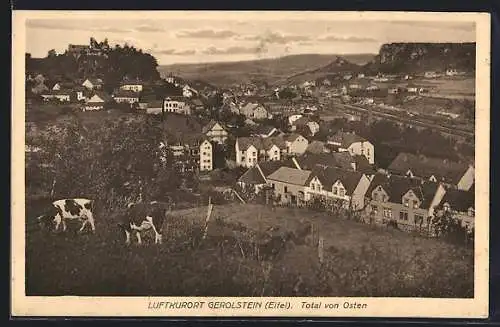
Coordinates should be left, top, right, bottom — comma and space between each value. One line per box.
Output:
403, 198, 409, 207
271, 183, 275, 189
274, 150, 278, 155
383, 208, 392, 218
367, 149, 370, 155
253, 152, 257, 156
399, 211, 408, 221
339, 188, 345, 197
241, 156, 245, 161
414, 215, 423, 224
371, 205, 378, 214
333, 187, 338, 195
203, 152, 206, 156
412, 200, 418, 209
373, 193, 378, 201
284, 186, 288, 193
468, 208, 475, 216
311, 184, 316, 191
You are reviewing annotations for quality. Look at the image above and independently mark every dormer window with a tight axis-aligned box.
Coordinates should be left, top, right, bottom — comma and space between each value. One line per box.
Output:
403, 198, 409, 207
333, 187, 338, 195
339, 188, 345, 197
412, 200, 419, 209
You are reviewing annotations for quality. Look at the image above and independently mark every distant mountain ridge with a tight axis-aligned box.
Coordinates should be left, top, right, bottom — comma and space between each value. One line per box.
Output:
159, 53, 376, 87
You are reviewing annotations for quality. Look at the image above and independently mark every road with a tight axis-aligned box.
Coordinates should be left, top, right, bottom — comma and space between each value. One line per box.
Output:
325, 101, 474, 139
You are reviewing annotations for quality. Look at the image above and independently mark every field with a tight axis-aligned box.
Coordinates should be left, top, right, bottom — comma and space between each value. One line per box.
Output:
26, 202, 474, 297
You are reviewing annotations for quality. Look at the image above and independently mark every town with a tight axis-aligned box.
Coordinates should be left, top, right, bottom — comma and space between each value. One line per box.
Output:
24, 36, 476, 297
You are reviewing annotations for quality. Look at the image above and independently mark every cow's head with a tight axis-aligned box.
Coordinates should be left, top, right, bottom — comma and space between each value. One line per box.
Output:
36, 214, 56, 231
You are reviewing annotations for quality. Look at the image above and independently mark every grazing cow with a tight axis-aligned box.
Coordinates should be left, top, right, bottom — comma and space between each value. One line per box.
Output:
118, 201, 168, 245
37, 198, 96, 233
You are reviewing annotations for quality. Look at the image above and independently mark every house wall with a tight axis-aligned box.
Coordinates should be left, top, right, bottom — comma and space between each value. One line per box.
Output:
206, 124, 228, 144
120, 84, 143, 92
236, 141, 258, 168
288, 135, 309, 155
199, 140, 213, 171
305, 178, 351, 203
351, 175, 371, 210
347, 141, 375, 164
457, 166, 475, 191
268, 179, 307, 205
82, 80, 95, 90
114, 97, 139, 104
164, 100, 191, 115
367, 198, 431, 231
266, 145, 281, 161
83, 104, 104, 111
307, 122, 320, 135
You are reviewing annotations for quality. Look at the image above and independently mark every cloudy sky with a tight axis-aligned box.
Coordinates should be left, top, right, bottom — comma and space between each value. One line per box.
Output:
25, 17, 476, 65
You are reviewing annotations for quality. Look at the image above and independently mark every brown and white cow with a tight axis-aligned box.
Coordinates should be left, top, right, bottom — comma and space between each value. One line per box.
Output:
37, 198, 96, 233
118, 201, 168, 245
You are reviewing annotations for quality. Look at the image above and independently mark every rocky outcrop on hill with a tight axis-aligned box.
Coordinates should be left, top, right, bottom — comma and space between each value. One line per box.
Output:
364, 42, 476, 74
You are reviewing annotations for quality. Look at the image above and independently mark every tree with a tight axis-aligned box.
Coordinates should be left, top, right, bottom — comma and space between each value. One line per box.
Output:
47, 49, 57, 58
431, 211, 471, 246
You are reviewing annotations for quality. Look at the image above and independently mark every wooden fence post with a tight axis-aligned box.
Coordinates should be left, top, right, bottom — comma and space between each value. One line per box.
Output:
202, 196, 213, 240
318, 236, 324, 265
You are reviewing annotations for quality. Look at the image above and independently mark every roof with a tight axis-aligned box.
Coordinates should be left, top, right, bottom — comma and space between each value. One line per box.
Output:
353, 155, 375, 174
145, 100, 163, 108
291, 116, 310, 126
202, 120, 226, 134
190, 98, 204, 106
87, 91, 113, 103
439, 188, 475, 212
113, 89, 141, 98
120, 79, 143, 86
237, 135, 287, 151
252, 124, 277, 136
164, 96, 186, 102
327, 131, 367, 148
238, 167, 266, 185
284, 133, 303, 142
296, 152, 354, 171
84, 78, 103, 85
240, 102, 267, 116
267, 167, 312, 186
310, 166, 364, 195
306, 141, 326, 154
366, 173, 440, 209
387, 152, 471, 185
258, 160, 296, 177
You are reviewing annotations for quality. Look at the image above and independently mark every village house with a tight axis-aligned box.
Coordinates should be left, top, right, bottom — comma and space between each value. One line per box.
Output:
112, 90, 140, 104
163, 96, 192, 115
435, 187, 475, 231
290, 117, 320, 136
365, 174, 447, 233
306, 166, 371, 210
237, 160, 295, 194
40, 90, 72, 103
182, 85, 198, 98
424, 71, 439, 79
239, 102, 272, 120
284, 133, 309, 156
119, 80, 144, 93
235, 136, 286, 168
267, 167, 312, 206
327, 131, 375, 165
158, 115, 213, 172
31, 82, 49, 95
83, 91, 112, 111
293, 152, 372, 173
138, 99, 164, 115
445, 68, 459, 76
387, 152, 474, 191
252, 125, 280, 138
202, 120, 229, 144
82, 78, 104, 90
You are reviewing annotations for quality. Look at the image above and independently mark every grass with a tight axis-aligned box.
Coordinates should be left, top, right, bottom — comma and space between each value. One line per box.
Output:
25, 203, 474, 297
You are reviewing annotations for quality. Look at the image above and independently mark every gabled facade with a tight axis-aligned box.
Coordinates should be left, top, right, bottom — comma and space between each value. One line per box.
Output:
202, 121, 229, 144
327, 131, 374, 164
365, 174, 447, 232
285, 134, 309, 156
119, 81, 144, 93
82, 78, 103, 90
435, 188, 475, 231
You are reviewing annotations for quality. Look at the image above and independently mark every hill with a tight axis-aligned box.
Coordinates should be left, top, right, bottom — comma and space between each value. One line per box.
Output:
278, 56, 363, 85
364, 42, 476, 74
159, 53, 375, 87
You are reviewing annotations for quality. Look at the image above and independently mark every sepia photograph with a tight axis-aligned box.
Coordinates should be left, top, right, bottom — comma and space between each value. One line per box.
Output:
11, 11, 490, 317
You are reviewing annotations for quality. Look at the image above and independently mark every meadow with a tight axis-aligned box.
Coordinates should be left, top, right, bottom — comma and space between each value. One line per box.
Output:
25, 202, 474, 297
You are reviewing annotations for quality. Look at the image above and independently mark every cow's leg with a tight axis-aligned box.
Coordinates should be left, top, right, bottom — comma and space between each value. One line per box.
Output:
86, 212, 96, 233
147, 216, 163, 245
136, 232, 142, 245
54, 214, 62, 232
78, 219, 88, 233
62, 219, 67, 232
125, 230, 131, 245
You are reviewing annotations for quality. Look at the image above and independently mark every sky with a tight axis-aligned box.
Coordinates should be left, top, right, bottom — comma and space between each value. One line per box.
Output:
25, 17, 476, 65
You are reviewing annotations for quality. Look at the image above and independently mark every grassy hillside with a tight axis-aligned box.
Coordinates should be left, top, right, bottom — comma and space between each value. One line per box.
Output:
159, 53, 375, 87
26, 203, 473, 297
